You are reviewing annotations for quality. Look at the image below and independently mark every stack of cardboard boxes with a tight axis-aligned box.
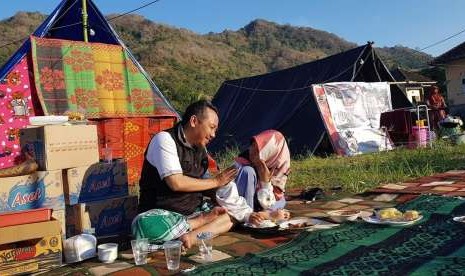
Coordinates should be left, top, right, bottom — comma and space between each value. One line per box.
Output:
0, 124, 138, 274
63, 159, 138, 238
19, 124, 102, 236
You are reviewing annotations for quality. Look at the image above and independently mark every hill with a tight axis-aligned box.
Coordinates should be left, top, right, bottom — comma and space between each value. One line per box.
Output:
0, 13, 434, 111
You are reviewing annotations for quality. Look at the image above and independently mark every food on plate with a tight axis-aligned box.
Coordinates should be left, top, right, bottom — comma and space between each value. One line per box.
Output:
377, 208, 403, 220
338, 210, 359, 216
288, 222, 313, 229
403, 210, 420, 221
64, 110, 85, 121
327, 209, 360, 223
375, 208, 420, 221
257, 220, 277, 228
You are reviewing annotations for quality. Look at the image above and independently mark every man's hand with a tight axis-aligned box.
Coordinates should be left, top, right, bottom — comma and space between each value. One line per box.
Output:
248, 212, 268, 225
214, 166, 238, 187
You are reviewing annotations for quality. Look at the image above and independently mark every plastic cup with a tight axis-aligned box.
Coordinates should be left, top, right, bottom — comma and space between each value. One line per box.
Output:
163, 240, 182, 271
197, 232, 213, 262
103, 147, 112, 164
131, 238, 149, 265
98, 243, 118, 263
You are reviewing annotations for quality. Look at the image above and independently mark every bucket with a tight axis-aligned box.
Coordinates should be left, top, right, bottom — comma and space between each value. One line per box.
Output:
411, 126, 428, 147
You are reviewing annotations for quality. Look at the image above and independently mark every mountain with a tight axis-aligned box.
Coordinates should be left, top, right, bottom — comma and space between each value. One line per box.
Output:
0, 13, 434, 111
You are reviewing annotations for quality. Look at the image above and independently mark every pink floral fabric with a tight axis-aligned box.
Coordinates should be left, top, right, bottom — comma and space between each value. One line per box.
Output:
0, 57, 35, 168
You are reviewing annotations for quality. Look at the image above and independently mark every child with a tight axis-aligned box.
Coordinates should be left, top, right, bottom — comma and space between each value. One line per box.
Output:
216, 182, 290, 226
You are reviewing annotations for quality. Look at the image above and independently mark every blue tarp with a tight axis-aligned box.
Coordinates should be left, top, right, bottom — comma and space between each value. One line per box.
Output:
209, 43, 413, 155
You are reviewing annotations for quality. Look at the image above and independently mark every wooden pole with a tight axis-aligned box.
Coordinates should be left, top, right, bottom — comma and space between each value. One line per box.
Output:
81, 0, 89, 42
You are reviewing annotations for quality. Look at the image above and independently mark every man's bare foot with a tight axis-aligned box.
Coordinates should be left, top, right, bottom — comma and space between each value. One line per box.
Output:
203, 206, 227, 222
187, 207, 227, 230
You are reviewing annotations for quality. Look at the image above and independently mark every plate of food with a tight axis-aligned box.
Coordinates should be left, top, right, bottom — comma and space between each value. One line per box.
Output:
362, 208, 422, 226
278, 217, 338, 231
326, 209, 360, 223
242, 220, 280, 234
279, 217, 314, 230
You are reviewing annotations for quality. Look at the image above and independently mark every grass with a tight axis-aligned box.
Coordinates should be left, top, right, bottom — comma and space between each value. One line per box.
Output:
215, 140, 465, 194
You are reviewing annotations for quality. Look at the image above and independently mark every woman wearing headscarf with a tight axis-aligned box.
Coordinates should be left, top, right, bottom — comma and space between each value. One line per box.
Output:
234, 129, 291, 211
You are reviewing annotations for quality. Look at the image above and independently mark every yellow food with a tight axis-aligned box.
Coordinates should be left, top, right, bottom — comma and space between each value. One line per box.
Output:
65, 111, 85, 121
377, 208, 420, 221
378, 208, 403, 220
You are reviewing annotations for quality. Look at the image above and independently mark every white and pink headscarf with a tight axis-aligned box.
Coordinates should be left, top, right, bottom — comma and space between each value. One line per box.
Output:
236, 130, 291, 200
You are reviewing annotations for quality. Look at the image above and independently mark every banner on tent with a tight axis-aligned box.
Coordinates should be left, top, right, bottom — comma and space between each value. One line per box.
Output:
313, 82, 394, 156
30, 36, 176, 118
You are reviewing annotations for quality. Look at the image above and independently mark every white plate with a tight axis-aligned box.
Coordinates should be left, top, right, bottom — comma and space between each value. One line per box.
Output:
243, 220, 277, 229
362, 215, 423, 226
29, 116, 69, 126
452, 216, 465, 223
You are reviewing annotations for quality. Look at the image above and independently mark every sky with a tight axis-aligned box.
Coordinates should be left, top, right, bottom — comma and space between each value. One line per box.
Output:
1, 0, 465, 57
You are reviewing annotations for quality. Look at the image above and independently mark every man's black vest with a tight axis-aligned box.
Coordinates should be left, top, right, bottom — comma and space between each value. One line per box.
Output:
138, 124, 208, 215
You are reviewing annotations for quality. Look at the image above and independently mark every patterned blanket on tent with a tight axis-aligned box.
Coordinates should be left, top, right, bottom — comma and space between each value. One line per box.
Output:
30, 36, 175, 118
191, 195, 465, 275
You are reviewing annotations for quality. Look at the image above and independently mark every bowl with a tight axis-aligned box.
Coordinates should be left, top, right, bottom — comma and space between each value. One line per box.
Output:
453, 216, 465, 223
98, 243, 118, 263
326, 209, 360, 223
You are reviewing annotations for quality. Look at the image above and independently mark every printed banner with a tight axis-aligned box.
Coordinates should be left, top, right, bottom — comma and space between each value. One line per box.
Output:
30, 36, 176, 118
313, 82, 393, 156
0, 57, 35, 168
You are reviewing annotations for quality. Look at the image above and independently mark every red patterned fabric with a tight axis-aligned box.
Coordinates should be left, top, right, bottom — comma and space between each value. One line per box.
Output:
0, 57, 35, 168
94, 117, 176, 185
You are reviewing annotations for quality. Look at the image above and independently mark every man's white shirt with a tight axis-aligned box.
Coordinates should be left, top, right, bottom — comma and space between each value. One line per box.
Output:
146, 131, 183, 179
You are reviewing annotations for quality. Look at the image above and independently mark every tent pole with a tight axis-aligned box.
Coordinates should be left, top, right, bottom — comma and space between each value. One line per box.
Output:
371, 48, 382, 81
81, 0, 89, 42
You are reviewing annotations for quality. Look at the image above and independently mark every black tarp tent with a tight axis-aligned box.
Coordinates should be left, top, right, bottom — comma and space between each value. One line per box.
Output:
208, 43, 413, 155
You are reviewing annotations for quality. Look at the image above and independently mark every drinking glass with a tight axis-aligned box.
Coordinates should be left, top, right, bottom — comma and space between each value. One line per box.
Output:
163, 240, 182, 271
131, 238, 149, 265
197, 232, 213, 262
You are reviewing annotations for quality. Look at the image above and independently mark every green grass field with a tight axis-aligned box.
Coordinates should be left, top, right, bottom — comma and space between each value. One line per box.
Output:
216, 141, 465, 194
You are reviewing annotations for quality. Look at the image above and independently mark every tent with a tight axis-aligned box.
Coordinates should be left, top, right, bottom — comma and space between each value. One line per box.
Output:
208, 43, 413, 155
0, 0, 176, 115
0, 0, 178, 174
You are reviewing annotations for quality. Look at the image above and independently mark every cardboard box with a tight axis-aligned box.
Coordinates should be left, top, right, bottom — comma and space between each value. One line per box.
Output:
20, 124, 99, 170
63, 159, 129, 205
52, 209, 66, 238
68, 196, 138, 237
0, 219, 62, 275
0, 170, 64, 213
0, 208, 52, 228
